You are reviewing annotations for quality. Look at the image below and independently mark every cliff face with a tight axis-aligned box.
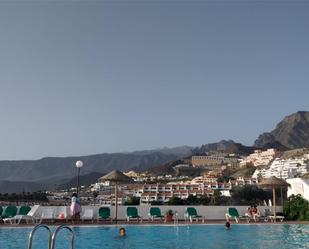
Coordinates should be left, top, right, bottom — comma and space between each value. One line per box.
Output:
255, 111, 309, 149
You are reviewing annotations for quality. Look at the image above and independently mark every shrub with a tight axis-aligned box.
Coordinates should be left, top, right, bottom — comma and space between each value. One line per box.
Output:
168, 197, 184, 205
124, 197, 140, 205
231, 185, 272, 205
284, 194, 309, 221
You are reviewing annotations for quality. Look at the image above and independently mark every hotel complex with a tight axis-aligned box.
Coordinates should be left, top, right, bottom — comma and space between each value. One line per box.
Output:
252, 156, 309, 179
240, 149, 278, 167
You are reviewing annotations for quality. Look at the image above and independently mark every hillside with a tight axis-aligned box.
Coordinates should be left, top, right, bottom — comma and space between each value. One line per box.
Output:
255, 111, 309, 149
55, 172, 104, 191
281, 148, 309, 159
0, 146, 192, 193
192, 140, 256, 155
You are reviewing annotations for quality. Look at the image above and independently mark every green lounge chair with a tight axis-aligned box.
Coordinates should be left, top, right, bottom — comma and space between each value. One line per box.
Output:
2, 206, 17, 219
149, 207, 164, 221
98, 207, 111, 223
18, 206, 31, 215
2, 206, 18, 224
126, 207, 141, 222
185, 207, 204, 223
225, 207, 247, 223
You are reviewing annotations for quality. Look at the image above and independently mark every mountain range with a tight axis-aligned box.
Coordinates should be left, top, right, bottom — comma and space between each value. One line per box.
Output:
1, 111, 309, 193
255, 111, 309, 149
0, 147, 192, 193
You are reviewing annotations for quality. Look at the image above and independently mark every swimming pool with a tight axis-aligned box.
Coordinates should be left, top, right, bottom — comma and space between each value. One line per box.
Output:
1, 224, 309, 249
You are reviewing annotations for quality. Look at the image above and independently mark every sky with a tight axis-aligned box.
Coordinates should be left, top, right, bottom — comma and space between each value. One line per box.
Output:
0, 0, 308, 160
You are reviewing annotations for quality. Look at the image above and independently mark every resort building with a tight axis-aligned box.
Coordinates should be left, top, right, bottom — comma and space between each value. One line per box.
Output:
191, 155, 239, 168
139, 182, 232, 204
287, 178, 309, 202
229, 177, 258, 186
240, 149, 278, 167
252, 157, 309, 180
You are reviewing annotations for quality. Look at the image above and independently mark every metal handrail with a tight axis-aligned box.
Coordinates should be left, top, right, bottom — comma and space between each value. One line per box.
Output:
28, 224, 52, 249
50, 225, 75, 249
174, 211, 179, 225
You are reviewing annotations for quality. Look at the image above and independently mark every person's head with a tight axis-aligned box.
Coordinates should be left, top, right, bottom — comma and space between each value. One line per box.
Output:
72, 193, 77, 198
225, 222, 231, 229
119, 227, 126, 237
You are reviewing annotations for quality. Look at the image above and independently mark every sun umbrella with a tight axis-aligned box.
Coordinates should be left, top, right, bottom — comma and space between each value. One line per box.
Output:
258, 176, 290, 222
99, 170, 134, 222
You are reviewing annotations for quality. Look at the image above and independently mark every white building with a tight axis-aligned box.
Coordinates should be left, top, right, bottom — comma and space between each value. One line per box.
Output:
287, 178, 309, 201
240, 149, 277, 167
253, 157, 309, 179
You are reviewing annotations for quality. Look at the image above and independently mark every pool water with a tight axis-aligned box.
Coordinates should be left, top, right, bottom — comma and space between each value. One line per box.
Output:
1, 224, 309, 249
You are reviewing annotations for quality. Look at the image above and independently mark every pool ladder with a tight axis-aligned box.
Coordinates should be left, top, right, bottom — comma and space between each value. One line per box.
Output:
174, 211, 179, 225
28, 224, 75, 249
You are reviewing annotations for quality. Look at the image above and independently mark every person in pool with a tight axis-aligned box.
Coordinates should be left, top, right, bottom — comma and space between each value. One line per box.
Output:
225, 221, 231, 230
119, 227, 126, 237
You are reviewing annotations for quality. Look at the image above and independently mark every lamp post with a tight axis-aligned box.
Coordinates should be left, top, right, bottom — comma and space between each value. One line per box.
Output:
75, 160, 83, 196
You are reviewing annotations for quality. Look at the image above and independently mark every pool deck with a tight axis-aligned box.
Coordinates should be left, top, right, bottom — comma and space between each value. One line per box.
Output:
1, 219, 309, 227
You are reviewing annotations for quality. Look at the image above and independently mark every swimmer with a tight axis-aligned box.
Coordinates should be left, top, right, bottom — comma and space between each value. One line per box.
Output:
225, 221, 231, 230
119, 227, 126, 237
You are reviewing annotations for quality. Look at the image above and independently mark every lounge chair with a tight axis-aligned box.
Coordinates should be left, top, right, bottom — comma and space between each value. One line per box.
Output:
14, 205, 41, 224
19, 206, 31, 215
3, 205, 37, 225
264, 209, 285, 222
126, 207, 141, 222
225, 207, 247, 223
2, 206, 17, 218
148, 207, 164, 221
98, 207, 111, 223
40, 208, 54, 223
185, 207, 204, 223
81, 208, 94, 223
2, 206, 18, 224
55, 206, 68, 222
245, 207, 261, 223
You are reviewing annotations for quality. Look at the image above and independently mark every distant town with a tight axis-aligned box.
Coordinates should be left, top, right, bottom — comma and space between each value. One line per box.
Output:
42, 147, 309, 206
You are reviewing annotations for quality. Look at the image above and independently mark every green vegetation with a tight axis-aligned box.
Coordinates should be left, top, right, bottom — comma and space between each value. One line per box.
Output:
284, 194, 309, 221
124, 197, 140, 205
167, 196, 210, 205
231, 185, 272, 205
231, 166, 256, 179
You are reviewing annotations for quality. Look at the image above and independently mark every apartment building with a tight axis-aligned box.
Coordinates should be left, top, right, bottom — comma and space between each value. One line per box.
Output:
192, 155, 239, 168
240, 149, 277, 167
139, 182, 231, 204
287, 178, 309, 202
252, 157, 309, 179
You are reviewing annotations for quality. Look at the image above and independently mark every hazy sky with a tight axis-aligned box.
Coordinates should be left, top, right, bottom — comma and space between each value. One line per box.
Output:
0, 1, 308, 160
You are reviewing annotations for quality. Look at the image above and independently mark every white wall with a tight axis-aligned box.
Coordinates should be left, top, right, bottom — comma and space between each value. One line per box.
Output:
287, 178, 309, 201
34, 205, 282, 220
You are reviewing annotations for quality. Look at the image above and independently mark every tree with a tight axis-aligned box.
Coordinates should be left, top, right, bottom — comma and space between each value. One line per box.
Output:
185, 195, 200, 205
284, 194, 309, 221
199, 195, 211, 205
168, 197, 184, 205
231, 185, 271, 205
124, 197, 140, 205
